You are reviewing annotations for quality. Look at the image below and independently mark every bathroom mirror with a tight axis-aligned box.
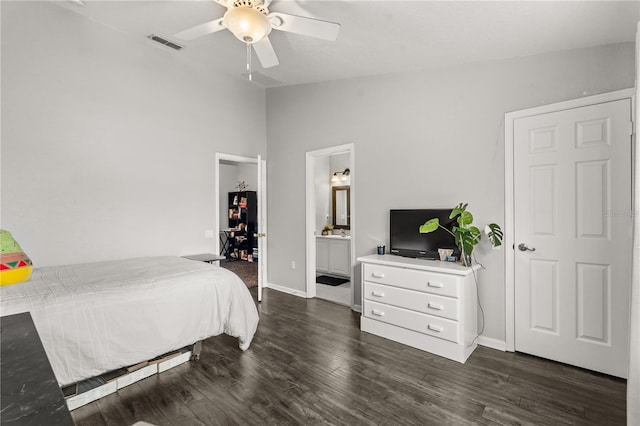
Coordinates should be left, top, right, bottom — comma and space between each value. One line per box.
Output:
332, 186, 350, 229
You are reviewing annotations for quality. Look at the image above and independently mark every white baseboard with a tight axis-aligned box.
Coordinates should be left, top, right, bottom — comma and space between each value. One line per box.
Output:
264, 282, 308, 298
264, 282, 362, 313
477, 335, 507, 351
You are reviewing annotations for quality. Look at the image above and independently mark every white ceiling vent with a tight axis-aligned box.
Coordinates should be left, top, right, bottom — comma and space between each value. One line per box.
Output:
147, 34, 183, 51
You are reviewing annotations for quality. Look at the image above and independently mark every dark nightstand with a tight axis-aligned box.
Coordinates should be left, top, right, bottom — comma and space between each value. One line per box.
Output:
182, 253, 225, 264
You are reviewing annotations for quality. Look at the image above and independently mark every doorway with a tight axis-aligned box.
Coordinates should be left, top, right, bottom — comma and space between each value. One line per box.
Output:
505, 89, 634, 377
215, 153, 267, 302
305, 144, 356, 308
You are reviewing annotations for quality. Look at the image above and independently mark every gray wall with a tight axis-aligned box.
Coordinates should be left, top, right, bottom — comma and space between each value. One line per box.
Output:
1, 1, 266, 266
266, 42, 635, 343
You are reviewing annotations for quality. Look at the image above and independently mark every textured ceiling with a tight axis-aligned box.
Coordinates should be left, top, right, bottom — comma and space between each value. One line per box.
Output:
55, 0, 640, 87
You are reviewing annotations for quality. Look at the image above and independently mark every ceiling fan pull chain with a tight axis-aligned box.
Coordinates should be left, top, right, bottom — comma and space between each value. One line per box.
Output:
246, 43, 252, 81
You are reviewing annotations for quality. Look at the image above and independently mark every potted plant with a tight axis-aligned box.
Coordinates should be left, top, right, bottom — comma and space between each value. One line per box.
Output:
419, 203, 503, 266
322, 225, 334, 236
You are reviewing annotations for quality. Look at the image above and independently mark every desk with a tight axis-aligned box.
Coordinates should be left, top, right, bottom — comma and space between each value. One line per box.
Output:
1, 312, 74, 425
219, 229, 234, 257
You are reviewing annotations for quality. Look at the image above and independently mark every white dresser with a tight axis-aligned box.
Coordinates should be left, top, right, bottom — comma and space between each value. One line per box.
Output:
358, 254, 480, 363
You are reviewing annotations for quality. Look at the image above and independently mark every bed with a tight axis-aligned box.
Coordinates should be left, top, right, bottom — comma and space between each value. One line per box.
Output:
0, 256, 259, 386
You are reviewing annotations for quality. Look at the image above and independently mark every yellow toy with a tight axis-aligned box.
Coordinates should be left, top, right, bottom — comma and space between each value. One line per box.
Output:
0, 229, 33, 286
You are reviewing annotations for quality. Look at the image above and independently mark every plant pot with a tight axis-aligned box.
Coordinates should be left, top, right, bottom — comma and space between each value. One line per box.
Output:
459, 254, 473, 267
321, 230, 329, 236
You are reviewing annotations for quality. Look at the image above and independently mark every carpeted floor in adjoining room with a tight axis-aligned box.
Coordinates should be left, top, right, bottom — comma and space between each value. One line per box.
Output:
220, 259, 258, 288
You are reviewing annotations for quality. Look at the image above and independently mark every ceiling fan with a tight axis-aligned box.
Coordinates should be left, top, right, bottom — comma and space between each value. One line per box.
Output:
173, 0, 341, 69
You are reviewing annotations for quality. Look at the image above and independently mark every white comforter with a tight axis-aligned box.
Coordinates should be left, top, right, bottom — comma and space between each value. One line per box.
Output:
0, 256, 259, 386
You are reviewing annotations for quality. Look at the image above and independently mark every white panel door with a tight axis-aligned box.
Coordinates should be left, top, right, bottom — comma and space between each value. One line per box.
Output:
514, 99, 632, 378
257, 155, 266, 303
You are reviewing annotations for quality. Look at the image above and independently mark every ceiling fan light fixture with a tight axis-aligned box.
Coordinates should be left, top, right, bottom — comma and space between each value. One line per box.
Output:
223, 6, 271, 44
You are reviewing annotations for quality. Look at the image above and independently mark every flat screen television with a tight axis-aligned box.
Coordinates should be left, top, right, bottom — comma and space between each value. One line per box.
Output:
389, 209, 459, 259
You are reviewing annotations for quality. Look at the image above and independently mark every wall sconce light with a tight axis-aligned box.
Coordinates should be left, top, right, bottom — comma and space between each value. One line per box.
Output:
331, 168, 351, 185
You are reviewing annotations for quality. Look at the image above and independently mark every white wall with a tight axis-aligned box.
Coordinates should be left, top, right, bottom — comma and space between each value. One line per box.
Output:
219, 163, 238, 230
0, 1, 266, 266
314, 156, 331, 234
330, 153, 350, 182
237, 163, 258, 191
266, 42, 635, 343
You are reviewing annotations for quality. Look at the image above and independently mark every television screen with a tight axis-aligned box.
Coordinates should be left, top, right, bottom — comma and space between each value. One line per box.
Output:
389, 209, 459, 259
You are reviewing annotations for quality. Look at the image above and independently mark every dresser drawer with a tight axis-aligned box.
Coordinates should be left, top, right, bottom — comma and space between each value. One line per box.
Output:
364, 300, 459, 343
364, 282, 459, 321
362, 264, 459, 298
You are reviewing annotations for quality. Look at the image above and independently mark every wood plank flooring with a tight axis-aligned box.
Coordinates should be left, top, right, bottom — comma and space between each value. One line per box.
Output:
72, 288, 626, 425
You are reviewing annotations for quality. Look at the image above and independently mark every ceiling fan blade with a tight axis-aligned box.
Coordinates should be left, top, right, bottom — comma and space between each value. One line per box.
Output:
269, 12, 340, 41
252, 37, 279, 69
174, 18, 225, 41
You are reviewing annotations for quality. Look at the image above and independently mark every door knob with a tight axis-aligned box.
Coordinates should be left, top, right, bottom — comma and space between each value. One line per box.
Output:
518, 243, 536, 252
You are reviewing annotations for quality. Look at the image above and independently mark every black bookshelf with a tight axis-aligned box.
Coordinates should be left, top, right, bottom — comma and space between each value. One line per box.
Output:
228, 191, 257, 261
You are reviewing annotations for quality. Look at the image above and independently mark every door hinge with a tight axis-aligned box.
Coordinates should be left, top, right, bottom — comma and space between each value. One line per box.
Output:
628, 121, 634, 136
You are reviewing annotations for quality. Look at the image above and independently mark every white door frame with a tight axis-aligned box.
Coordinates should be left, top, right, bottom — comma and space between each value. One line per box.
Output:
504, 88, 635, 352
305, 143, 356, 308
215, 152, 267, 302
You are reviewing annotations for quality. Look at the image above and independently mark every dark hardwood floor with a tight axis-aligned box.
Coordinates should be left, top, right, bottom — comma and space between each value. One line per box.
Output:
72, 288, 626, 425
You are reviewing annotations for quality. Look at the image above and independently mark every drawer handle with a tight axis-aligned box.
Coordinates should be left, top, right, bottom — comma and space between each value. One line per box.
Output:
427, 324, 443, 332
427, 281, 444, 288
371, 290, 385, 297
371, 272, 385, 278
427, 302, 443, 310
371, 309, 385, 317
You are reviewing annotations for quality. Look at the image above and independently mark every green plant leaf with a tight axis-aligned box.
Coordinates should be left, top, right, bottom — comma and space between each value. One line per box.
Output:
449, 202, 468, 219
458, 211, 474, 227
448, 202, 503, 255
419, 218, 440, 234
456, 232, 476, 256
486, 223, 503, 247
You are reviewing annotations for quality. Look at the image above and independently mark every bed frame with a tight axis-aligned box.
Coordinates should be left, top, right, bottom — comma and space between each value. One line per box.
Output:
63, 339, 205, 410
191, 340, 203, 360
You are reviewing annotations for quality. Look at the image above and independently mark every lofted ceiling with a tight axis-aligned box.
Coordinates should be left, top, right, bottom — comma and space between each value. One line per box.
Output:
55, 0, 640, 87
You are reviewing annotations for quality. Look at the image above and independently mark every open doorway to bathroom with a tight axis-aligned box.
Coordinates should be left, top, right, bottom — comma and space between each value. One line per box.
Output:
305, 144, 355, 308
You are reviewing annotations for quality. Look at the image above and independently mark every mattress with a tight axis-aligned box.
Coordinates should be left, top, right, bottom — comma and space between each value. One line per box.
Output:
0, 256, 259, 386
